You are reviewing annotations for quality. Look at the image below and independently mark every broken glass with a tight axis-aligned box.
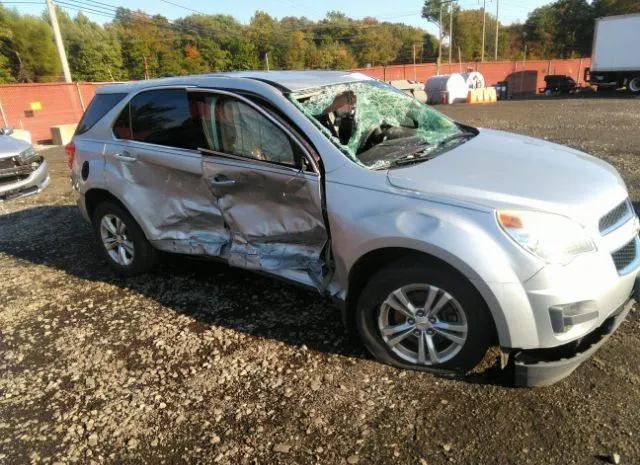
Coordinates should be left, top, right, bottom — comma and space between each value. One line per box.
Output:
291, 80, 462, 168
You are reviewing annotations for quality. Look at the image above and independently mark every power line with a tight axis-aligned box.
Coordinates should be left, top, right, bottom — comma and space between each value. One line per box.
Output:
56, 0, 117, 17
158, 0, 204, 15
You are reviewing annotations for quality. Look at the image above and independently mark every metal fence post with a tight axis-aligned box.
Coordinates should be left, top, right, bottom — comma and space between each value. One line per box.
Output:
75, 82, 86, 112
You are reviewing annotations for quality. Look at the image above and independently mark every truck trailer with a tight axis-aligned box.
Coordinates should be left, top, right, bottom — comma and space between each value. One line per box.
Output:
585, 13, 640, 93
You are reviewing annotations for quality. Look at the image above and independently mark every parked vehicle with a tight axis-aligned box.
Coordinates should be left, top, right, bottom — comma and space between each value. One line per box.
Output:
0, 128, 49, 201
585, 13, 640, 92
542, 75, 578, 95
494, 80, 508, 100
69, 71, 640, 386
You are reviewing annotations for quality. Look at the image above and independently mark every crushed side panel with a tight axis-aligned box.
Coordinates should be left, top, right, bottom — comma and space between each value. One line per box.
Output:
203, 158, 327, 282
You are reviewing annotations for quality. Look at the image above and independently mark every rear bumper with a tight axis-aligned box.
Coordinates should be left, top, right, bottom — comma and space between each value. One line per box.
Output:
0, 159, 49, 201
513, 293, 635, 387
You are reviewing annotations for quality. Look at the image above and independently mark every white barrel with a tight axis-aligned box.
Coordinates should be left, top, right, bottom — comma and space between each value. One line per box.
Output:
461, 71, 486, 89
424, 74, 468, 104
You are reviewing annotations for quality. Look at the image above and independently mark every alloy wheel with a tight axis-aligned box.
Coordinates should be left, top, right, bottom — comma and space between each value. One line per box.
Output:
377, 283, 468, 366
100, 213, 135, 266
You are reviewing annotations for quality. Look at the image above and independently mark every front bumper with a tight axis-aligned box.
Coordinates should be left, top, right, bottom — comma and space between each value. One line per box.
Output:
513, 294, 634, 387
0, 158, 49, 201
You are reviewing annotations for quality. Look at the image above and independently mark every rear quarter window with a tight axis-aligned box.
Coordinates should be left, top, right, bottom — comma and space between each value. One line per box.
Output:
127, 89, 206, 150
76, 93, 127, 135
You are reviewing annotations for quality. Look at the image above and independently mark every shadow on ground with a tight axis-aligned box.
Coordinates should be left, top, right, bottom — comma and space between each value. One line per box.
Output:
0, 204, 512, 386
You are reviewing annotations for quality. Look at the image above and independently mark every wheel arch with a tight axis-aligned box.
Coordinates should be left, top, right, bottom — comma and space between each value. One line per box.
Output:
344, 246, 509, 347
85, 188, 127, 221
84, 189, 150, 242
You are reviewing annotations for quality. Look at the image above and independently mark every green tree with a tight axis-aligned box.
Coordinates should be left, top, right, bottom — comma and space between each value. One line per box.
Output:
247, 11, 279, 69
421, 0, 447, 24
352, 18, 401, 66
592, 0, 640, 16
228, 37, 259, 70
57, 9, 123, 81
0, 6, 17, 82
14, 13, 60, 81
115, 9, 185, 79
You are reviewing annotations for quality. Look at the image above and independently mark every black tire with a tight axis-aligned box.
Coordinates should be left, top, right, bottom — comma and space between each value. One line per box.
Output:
628, 77, 640, 94
355, 259, 492, 374
92, 201, 158, 276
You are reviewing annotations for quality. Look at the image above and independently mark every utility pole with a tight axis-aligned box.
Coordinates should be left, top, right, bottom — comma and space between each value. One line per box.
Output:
143, 56, 149, 80
265, 52, 270, 71
437, 2, 443, 75
494, 0, 499, 60
481, 0, 487, 62
448, 1, 454, 64
412, 44, 417, 80
46, 0, 71, 83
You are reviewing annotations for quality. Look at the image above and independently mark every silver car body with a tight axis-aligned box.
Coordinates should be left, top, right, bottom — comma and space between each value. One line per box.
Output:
70, 71, 639, 384
0, 134, 49, 201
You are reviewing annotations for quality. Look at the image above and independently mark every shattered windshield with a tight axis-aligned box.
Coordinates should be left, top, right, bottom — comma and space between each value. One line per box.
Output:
290, 80, 470, 169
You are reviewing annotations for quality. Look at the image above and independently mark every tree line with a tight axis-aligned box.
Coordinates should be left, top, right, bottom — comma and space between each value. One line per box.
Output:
425, 0, 640, 62
0, 0, 638, 83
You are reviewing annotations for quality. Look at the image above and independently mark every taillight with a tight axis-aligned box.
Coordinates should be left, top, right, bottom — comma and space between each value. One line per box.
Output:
65, 141, 76, 169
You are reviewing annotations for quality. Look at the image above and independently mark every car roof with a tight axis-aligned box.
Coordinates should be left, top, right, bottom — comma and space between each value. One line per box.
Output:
96, 70, 374, 95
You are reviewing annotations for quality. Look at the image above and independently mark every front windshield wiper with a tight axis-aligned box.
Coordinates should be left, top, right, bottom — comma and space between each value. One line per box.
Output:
369, 132, 475, 170
433, 132, 473, 149
372, 146, 435, 169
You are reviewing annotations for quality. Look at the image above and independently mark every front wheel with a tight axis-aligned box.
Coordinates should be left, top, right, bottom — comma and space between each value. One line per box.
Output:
92, 201, 158, 276
355, 260, 492, 373
628, 77, 640, 94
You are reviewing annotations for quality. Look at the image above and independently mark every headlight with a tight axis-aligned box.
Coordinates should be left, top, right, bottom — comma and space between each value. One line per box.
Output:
497, 210, 596, 265
17, 146, 38, 164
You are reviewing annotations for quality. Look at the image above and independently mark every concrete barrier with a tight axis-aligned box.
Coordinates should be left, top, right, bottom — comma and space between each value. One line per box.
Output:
50, 124, 77, 146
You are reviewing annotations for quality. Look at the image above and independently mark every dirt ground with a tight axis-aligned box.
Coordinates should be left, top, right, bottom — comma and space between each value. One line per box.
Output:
2, 97, 640, 465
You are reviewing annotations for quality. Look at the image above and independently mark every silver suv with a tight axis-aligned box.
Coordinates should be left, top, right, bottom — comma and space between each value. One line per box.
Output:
69, 71, 640, 386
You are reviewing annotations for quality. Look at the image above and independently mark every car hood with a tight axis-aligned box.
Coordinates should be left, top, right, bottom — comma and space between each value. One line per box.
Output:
0, 135, 31, 159
386, 128, 627, 219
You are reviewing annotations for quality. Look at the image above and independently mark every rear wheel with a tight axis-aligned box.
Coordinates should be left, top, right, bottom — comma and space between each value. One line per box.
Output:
355, 259, 492, 373
92, 202, 157, 276
628, 77, 640, 93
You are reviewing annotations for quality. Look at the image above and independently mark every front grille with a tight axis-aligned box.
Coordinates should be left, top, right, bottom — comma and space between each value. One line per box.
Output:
599, 199, 633, 234
611, 238, 637, 272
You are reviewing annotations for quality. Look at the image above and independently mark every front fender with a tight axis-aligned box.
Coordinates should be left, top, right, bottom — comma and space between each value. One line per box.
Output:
330, 196, 542, 349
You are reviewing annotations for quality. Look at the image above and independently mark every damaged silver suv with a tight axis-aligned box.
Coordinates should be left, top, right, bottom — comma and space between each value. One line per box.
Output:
69, 71, 640, 386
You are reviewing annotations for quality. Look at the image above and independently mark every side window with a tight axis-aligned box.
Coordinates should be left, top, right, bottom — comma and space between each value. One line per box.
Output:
199, 94, 300, 168
120, 89, 206, 150
113, 103, 131, 140
76, 93, 127, 135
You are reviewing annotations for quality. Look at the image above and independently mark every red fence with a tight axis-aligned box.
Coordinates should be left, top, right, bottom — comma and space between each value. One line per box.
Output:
353, 58, 591, 97
0, 58, 591, 144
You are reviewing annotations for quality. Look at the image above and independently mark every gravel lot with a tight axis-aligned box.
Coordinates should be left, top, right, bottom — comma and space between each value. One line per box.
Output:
2, 97, 640, 465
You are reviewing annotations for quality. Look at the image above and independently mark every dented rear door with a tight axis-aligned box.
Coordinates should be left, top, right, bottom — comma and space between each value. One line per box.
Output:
193, 89, 328, 284
105, 87, 230, 256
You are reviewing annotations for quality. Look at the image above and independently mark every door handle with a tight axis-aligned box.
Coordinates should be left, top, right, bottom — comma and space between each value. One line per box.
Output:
211, 176, 236, 187
115, 150, 137, 161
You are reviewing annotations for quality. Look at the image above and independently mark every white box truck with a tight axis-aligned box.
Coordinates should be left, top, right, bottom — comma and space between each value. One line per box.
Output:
585, 13, 640, 92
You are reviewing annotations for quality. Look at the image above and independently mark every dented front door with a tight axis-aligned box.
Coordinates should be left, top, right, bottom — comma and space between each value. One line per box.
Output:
195, 90, 328, 284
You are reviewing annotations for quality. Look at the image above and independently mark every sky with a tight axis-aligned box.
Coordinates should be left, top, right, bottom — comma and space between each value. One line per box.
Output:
7, 0, 551, 36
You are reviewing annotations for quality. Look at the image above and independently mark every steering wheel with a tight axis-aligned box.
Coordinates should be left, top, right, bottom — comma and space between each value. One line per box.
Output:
358, 125, 385, 154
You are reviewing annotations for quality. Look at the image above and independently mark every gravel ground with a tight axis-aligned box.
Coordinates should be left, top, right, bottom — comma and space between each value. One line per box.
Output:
2, 97, 640, 465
